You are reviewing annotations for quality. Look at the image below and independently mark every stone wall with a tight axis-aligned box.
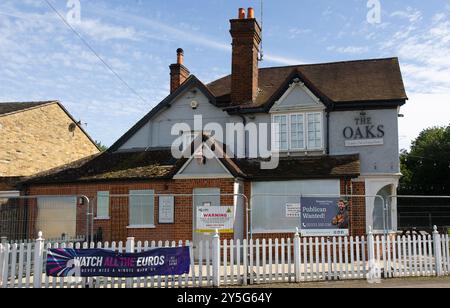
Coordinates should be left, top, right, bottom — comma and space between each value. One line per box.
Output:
0, 103, 99, 178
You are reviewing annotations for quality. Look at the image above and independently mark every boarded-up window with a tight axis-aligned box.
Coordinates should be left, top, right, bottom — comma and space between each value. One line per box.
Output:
251, 180, 340, 233
129, 190, 155, 227
36, 197, 77, 239
96, 191, 110, 218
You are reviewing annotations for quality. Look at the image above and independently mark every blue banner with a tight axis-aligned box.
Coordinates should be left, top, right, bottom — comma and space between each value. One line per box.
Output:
300, 197, 350, 236
46, 247, 191, 278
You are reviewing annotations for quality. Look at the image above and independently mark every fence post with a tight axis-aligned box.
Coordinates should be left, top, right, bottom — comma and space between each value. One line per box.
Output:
0, 243, 4, 287
366, 227, 377, 281
294, 228, 301, 283
433, 226, 443, 277
126, 237, 135, 288
33, 231, 45, 289
212, 229, 221, 287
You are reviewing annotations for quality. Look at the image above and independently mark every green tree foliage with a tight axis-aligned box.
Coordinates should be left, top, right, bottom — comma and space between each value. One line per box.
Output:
400, 124, 450, 195
95, 140, 109, 152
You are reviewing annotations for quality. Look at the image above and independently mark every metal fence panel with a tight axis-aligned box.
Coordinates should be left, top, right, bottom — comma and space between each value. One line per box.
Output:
0, 195, 90, 243
390, 195, 450, 233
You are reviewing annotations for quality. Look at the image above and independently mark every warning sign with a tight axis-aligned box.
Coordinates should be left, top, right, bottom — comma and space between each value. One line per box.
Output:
196, 206, 235, 234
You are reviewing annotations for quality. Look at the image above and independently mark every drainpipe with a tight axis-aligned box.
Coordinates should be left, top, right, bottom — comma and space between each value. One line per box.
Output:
326, 111, 330, 155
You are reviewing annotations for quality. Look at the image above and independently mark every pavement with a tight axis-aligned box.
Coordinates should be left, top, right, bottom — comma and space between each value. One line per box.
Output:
237, 277, 450, 288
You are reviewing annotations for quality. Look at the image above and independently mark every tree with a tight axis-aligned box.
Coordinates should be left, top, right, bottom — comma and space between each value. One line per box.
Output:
399, 124, 450, 195
95, 140, 109, 152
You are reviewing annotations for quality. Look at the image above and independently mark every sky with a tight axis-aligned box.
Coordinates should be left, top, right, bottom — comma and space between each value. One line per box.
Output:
0, 0, 449, 150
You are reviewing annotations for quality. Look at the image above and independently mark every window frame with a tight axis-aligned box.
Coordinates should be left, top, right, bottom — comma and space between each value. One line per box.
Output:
272, 114, 289, 151
128, 190, 155, 228
306, 112, 324, 151
96, 191, 110, 220
272, 111, 324, 152
289, 113, 306, 151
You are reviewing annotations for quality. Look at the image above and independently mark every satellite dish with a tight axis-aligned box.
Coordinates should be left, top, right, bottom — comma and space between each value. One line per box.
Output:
68, 123, 77, 133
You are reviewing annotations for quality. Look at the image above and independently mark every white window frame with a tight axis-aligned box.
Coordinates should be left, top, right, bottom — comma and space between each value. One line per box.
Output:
306, 112, 324, 151
289, 113, 306, 151
272, 115, 289, 151
128, 190, 155, 228
96, 191, 110, 220
272, 111, 324, 152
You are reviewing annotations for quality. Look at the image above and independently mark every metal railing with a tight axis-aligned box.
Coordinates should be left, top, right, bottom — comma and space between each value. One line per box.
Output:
249, 194, 388, 235
0, 195, 90, 242
388, 195, 450, 233
88, 193, 249, 242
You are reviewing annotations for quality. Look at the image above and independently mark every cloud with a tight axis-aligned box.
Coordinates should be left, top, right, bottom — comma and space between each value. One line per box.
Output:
288, 27, 312, 39
327, 45, 369, 55
399, 93, 450, 150
91, 6, 304, 66
381, 13, 450, 94
75, 19, 142, 42
390, 7, 423, 23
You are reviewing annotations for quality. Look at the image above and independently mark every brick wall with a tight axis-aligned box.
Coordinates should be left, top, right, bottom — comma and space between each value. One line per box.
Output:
0, 103, 99, 178
25, 177, 367, 243
339, 178, 367, 237
230, 18, 261, 104
26, 179, 238, 243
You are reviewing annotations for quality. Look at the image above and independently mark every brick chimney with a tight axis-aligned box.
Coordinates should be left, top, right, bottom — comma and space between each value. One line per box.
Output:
230, 8, 262, 105
170, 48, 190, 93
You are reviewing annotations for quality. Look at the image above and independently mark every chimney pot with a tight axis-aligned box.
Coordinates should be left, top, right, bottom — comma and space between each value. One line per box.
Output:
238, 8, 246, 19
247, 7, 255, 19
170, 48, 190, 93
176, 48, 184, 65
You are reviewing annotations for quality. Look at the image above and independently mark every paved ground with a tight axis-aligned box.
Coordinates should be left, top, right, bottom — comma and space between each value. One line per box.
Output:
236, 277, 450, 288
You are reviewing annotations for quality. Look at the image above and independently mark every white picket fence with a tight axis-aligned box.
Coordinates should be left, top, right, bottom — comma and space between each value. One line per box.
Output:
0, 228, 449, 288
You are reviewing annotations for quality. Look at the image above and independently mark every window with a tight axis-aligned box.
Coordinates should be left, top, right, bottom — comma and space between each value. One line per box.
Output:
36, 197, 77, 239
251, 180, 340, 233
129, 190, 155, 227
272, 112, 323, 151
272, 115, 288, 151
96, 191, 110, 219
307, 112, 323, 149
290, 114, 305, 150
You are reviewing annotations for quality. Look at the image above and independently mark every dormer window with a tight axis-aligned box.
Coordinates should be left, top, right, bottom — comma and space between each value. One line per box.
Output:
272, 112, 324, 152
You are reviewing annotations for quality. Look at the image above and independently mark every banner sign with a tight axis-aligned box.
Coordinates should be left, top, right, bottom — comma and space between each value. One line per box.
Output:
46, 247, 190, 278
196, 206, 234, 234
300, 197, 349, 236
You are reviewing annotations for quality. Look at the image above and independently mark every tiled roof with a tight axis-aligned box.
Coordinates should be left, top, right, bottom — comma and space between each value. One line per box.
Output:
233, 155, 361, 180
22, 147, 360, 184
207, 58, 407, 109
23, 149, 179, 184
0, 101, 56, 116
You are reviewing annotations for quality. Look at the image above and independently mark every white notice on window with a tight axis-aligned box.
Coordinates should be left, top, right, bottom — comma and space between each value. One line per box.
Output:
159, 196, 174, 224
286, 203, 301, 218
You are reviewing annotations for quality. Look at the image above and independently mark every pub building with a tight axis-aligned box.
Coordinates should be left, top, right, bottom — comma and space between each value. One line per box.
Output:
21, 8, 407, 244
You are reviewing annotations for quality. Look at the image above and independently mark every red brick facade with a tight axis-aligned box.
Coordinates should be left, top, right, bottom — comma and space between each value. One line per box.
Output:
26, 179, 237, 243
23, 177, 367, 243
